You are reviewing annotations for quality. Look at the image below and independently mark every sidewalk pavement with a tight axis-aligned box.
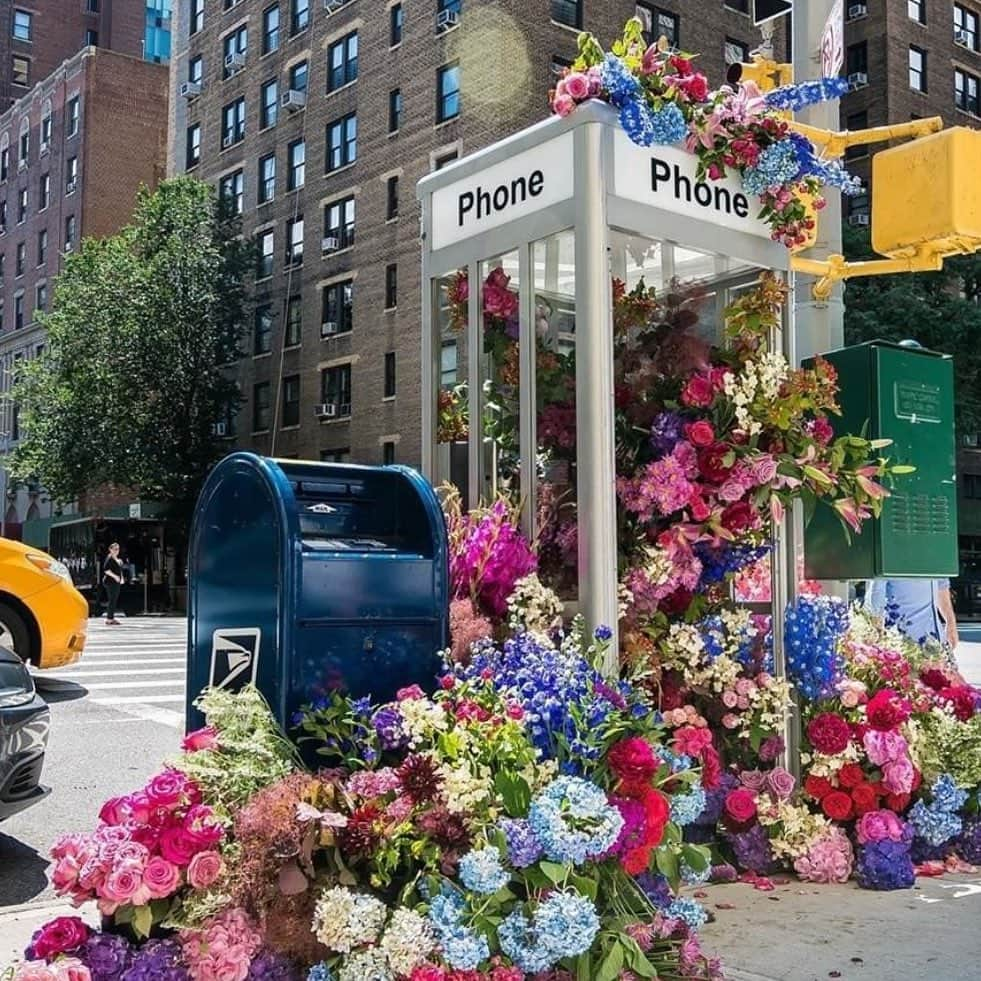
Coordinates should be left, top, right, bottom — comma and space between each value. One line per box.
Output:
0, 902, 97, 965
955, 639, 981, 686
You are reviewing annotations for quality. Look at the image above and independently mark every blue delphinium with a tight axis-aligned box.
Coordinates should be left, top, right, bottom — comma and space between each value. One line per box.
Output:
670, 785, 707, 827
741, 140, 803, 195
696, 544, 769, 585
784, 595, 849, 701
458, 846, 510, 895
650, 103, 688, 144
665, 897, 708, 929
855, 840, 915, 890
528, 776, 624, 864
600, 54, 640, 106
764, 77, 851, 111
594, 624, 613, 642
499, 817, 544, 868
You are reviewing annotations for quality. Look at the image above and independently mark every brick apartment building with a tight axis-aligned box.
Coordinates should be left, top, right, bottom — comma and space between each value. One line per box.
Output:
0, 46, 169, 535
0, 1, 173, 112
166, 0, 784, 469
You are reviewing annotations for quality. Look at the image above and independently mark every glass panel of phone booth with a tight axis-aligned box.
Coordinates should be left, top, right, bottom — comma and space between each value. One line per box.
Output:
533, 229, 578, 603
478, 251, 521, 506
433, 271, 469, 499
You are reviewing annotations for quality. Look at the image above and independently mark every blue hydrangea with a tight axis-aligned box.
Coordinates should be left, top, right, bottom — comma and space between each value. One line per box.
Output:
528, 776, 624, 865
306, 965, 334, 981
499, 818, 544, 868
635, 872, 673, 910
619, 99, 656, 146
930, 774, 969, 814
908, 800, 963, 847
656, 746, 693, 773
426, 890, 490, 971
498, 911, 555, 975
764, 77, 851, 111
600, 54, 639, 106
649, 102, 688, 144
427, 890, 465, 931
670, 786, 707, 827
855, 840, 915, 890
681, 859, 712, 885
665, 897, 708, 929
741, 139, 803, 195
458, 846, 510, 895
784, 595, 849, 701
498, 892, 599, 973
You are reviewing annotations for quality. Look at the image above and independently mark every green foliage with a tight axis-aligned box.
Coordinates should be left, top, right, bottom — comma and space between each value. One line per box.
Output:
10, 177, 252, 506
843, 225, 981, 437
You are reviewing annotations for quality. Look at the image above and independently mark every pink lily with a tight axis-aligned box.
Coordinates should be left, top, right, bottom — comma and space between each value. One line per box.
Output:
833, 497, 872, 533
856, 474, 889, 500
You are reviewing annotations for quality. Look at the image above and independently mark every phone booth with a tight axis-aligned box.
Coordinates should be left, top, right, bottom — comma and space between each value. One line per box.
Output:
417, 100, 790, 658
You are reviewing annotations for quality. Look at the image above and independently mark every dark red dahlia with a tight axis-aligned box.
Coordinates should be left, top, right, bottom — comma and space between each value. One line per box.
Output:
336, 804, 381, 856
397, 754, 444, 804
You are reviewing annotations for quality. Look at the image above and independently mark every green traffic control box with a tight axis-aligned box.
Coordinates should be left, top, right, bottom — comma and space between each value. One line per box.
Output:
803, 340, 958, 580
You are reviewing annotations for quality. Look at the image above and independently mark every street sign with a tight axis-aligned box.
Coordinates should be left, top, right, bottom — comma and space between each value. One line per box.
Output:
753, 0, 793, 26
821, 0, 844, 77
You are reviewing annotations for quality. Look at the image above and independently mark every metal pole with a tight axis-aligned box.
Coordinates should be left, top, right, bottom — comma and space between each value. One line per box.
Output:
573, 123, 619, 672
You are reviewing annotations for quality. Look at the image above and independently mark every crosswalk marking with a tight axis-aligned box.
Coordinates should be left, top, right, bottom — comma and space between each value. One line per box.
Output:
51, 657, 186, 667
89, 694, 185, 705
55, 667, 186, 678
72, 679, 185, 690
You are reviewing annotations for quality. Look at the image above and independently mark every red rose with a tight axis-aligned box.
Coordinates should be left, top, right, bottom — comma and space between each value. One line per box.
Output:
660, 587, 694, 616
851, 721, 871, 744
697, 443, 733, 483
607, 738, 658, 783
837, 763, 865, 789
700, 744, 722, 790
677, 73, 709, 102
884, 792, 911, 813
642, 789, 670, 848
686, 420, 716, 447
724, 788, 758, 824
851, 783, 879, 815
681, 374, 715, 408
721, 501, 757, 535
920, 668, 950, 692
806, 713, 852, 755
866, 688, 912, 731
939, 686, 977, 722
804, 774, 833, 800
821, 790, 854, 822
669, 55, 693, 74
688, 493, 711, 522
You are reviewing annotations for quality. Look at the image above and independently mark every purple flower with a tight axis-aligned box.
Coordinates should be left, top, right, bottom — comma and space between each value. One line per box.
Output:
634, 872, 673, 910
650, 411, 684, 456
758, 734, 785, 762
956, 816, 981, 865
855, 840, 915, 891
499, 817, 544, 868
371, 706, 408, 751
80, 933, 133, 981
246, 951, 302, 981
727, 824, 775, 873
120, 940, 189, 981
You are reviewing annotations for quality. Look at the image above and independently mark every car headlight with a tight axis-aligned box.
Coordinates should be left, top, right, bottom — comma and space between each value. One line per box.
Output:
0, 689, 34, 708
26, 553, 74, 584
0, 659, 36, 707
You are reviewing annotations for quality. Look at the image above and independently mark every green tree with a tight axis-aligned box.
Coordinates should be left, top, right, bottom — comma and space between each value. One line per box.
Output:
843, 225, 981, 436
10, 177, 252, 509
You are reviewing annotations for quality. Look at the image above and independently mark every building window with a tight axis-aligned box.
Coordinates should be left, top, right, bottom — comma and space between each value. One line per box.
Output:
262, 4, 280, 53
39, 173, 49, 210
322, 280, 353, 334
384, 351, 396, 397
258, 153, 276, 203
846, 41, 868, 76
254, 304, 273, 354
551, 0, 581, 29
848, 189, 869, 218
222, 25, 247, 78
219, 169, 244, 214
281, 375, 300, 426
66, 156, 78, 192
17, 188, 27, 224
15, 294, 24, 329
382, 441, 395, 464
253, 382, 271, 431
222, 97, 246, 146
437, 63, 460, 122
955, 5, 980, 51
909, 45, 927, 92
40, 111, 51, 147
18, 119, 28, 162
385, 263, 397, 309
260, 78, 278, 128
35, 282, 46, 313
291, 0, 309, 35
86, 29, 99, 46
386, 175, 399, 219
324, 195, 355, 249
12, 56, 30, 87
65, 215, 77, 250
390, 3, 403, 45
725, 37, 749, 65
907, 0, 926, 24
67, 97, 80, 137
285, 216, 304, 266
328, 31, 358, 91
636, 4, 678, 47
434, 149, 458, 169
190, 0, 205, 35
287, 139, 305, 190
37, 229, 46, 265
188, 55, 203, 85
16, 242, 26, 276
289, 59, 308, 93
389, 88, 402, 133
186, 123, 201, 168
12, 10, 32, 41
0, 142, 8, 182
321, 447, 351, 462
321, 364, 352, 415
326, 113, 357, 171
956, 68, 980, 115
0, 200, 5, 230
845, 111, 868, 159
285, 294, 302, 346
257, 229, 274, 278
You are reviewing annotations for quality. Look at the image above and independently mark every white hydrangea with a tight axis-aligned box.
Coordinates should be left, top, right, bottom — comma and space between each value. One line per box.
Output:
439, 760, 492, 815
379, 908, 436, 976
398, 697, 448, 747
507, 572, 564, 634
312, 886, 387, 952
337, 948, 393, 981
756, 797, 830, 860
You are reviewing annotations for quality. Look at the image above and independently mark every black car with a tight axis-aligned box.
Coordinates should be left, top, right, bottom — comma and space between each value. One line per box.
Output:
0, 645, 50, 820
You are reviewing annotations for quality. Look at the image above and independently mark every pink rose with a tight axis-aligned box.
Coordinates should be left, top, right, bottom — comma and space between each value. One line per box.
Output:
863, 729, 907, 766
681, 374, 714, 408
751, 455, 778, 485
724, 788, 758, 824
722, 713, 740, 729
882, 758, 915, 795
841, 690, 860, 708
187, 851, 223, 890
13, 963, 59, 981
145, 770, 192, 808
28, 917, 90, 960
739, 770, 767, 792
563, 71, 590, 100
112, 842, 149, 869
736, 695, 750, 710
672, 725, 713, 758
765, 767, 796, 800
553, 93, 575, 117
182, 726, 219, 753
735, 678, 754, 697
100, 867, 142, 905
183, 805, 224, 850
685, 420, 715, 447
52, 960, 91, 981
158, 827, 199, 867
717, 480, 746, 503
143, 856, 181, 899
721, 690, 738, 709
123, 793, 153, 825
98, 797, 133, 826
51, 857, 82, 895
396, 684, 425, 702
856, 809, 906, 845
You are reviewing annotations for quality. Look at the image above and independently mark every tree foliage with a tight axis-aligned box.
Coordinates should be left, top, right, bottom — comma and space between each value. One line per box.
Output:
11, 178, 252, 507
843, 225, 981, 436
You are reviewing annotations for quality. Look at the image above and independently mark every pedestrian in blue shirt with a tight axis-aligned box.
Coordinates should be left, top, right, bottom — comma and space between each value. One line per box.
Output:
865, 578, 958, 655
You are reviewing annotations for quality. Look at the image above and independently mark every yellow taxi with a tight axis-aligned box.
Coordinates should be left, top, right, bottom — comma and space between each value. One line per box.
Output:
0, 537, 87, 668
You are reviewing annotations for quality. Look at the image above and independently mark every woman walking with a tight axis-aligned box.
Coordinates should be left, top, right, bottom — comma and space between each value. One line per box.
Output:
103, 542, 124, 625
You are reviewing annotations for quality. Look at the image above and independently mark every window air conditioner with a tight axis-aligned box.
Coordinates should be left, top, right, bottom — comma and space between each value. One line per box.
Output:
224, 51, 246, 72
180, 81, 201, 98
954, 30, 971, 46
315, 402, 337, 418
848, 213, 870, 226
322, 235, 339, 253
847, 71, 868, 89
436, 9, 459, 31
847, 3, 867, 20
281, 89, 306, 111
338, 402, 351, 417
321, 320, 339, 337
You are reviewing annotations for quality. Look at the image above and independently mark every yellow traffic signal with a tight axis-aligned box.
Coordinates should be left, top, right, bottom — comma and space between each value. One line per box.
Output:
872, 127, 981, 257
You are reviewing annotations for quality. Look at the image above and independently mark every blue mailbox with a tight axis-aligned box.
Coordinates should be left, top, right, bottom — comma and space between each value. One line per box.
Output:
186, 453, 449, 731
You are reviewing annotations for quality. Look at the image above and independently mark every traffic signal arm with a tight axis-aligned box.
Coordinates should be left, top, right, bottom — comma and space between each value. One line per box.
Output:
792, 248, 949, 301
790, 117, 943, 159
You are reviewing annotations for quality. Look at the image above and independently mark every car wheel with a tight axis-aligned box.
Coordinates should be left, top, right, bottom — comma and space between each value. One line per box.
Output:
0, 602, 31, 661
